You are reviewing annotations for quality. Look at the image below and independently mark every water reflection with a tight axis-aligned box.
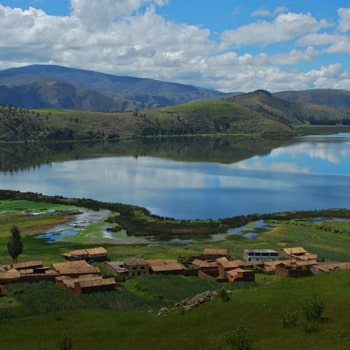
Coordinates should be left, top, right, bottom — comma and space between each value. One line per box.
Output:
1, 134, 350, 219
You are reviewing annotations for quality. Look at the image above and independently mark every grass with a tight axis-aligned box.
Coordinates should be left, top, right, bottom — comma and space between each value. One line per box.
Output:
2, 199, 350, 348
1, 271, 350, 349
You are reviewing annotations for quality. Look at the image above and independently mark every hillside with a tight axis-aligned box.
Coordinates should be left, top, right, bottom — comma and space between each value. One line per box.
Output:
0, 99, 296, 142
140, 100, 295, 137
0, 65, 228, 111
230, 90, 350, 125
274, 89, 350, 110
0, 79, 143, 112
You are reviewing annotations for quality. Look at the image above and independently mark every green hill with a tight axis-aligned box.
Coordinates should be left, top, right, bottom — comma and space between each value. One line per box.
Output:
230, 89, 350, 125
3, 89, 350, 143
0, 99, 296, 142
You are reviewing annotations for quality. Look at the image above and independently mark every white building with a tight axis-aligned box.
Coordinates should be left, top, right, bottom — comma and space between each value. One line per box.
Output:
244, 249, 278, 262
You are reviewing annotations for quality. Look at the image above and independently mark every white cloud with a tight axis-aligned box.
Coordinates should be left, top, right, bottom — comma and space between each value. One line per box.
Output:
252, 8, 272, 17
0, 1, 349, 92
338, 7, 350, 32
270, 47, 317, 65
252, 6, 288, 17
220, 12, 330, 48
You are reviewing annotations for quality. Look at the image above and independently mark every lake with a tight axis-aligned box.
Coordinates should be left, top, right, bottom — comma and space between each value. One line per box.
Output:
1, 134, 350, 219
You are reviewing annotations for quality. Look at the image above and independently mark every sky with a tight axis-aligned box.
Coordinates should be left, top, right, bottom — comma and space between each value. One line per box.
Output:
0, 0, 350, 92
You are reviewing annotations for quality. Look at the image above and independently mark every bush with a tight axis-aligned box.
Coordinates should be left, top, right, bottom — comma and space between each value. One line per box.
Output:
210, 326, 252, 350
280, 310, 298, 328
302, 295, 325, 322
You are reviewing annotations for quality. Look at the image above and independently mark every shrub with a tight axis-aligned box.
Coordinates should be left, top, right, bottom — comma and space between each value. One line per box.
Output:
280, 310, 298, 328
218, 287, 230, 302
302, 295, 325, 322
210, 326, 252, 350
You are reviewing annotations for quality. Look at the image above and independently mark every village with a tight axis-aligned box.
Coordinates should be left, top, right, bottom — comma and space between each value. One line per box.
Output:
2, 245, 350, 298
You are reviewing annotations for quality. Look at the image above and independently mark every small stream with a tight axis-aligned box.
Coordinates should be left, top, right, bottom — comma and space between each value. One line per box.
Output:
36, 209, 111, 243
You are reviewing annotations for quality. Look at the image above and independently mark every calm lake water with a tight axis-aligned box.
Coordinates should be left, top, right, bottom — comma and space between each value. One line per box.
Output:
1, 134, 350, 219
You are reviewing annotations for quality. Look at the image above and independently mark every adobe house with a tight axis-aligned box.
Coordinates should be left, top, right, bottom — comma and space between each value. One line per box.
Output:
146, 259, 187, 275
58, 275, 117, 294
311, 261, 350, 275
62, 247, 108, 262
105, 261, 129, 280
51, 260, 101, 278
0, 269, 21, 284
11, 260, 44, 271
274, 260, 314, 278
74, 277, 117, 294
217, 259, 245, 278
191, 259, 218, 275
123, 258, 149, 278
264, 260, 284, 274
282, 247, 318, 262
226, 268, 255, 282
203, 248, 229, 261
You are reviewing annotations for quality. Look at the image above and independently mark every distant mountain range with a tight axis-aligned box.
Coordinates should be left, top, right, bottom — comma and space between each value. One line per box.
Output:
1, 64, 350, 143
1, 64, 350, 114
0, 65, 229, 111
274, 89, 350, 110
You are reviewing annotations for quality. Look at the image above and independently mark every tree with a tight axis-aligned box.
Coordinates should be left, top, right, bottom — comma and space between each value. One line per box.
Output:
7, 225, 23, 263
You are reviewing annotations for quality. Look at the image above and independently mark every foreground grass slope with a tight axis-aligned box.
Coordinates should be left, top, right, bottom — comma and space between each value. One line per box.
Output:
1, 271, 350, 350
2, 196, 350, 349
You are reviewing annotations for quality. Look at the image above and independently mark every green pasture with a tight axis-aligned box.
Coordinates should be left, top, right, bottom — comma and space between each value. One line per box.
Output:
2, 199, 350, 349
1, 271, 350, 349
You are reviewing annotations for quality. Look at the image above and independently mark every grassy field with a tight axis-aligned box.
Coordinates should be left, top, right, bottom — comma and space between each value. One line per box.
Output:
1, 271, 350, 349
2, 199, 350, 349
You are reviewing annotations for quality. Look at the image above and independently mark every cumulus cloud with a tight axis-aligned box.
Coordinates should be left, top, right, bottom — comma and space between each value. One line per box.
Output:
220, 12, 330, 48
0, 1, 349, 92
252, 6, 288, 17
338, 7, 350, 32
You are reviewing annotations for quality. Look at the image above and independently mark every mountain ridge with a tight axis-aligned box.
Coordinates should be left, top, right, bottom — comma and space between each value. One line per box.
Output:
0, 64, 229, 111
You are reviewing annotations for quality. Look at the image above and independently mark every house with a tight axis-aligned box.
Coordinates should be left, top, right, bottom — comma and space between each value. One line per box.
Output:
244, 249, 278, 262
226, 268, 255, 282
217, 259, 245, 278
146, 259, 187, 275
263, 260, 284, 274
0, 269, 21, 284
191, 259, 218, 272
203, 248, 229, 261
274, 260, 315, 278
123, 258, 149, 277
11, 260, 44, 271
105, 261, 129, 279
74, 277, 117, 294
58, 275, 117, 294
62, 247, 108, 262
51, 260, 101, 277
282, 247, 318, 262
311, 262, 350, 274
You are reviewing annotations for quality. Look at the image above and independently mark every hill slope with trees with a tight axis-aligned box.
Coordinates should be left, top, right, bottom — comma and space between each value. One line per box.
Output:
230, 90, 350, 125
0, 99, 297, 142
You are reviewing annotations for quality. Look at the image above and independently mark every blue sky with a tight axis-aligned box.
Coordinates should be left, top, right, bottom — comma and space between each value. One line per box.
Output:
0, 0, 350, 92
